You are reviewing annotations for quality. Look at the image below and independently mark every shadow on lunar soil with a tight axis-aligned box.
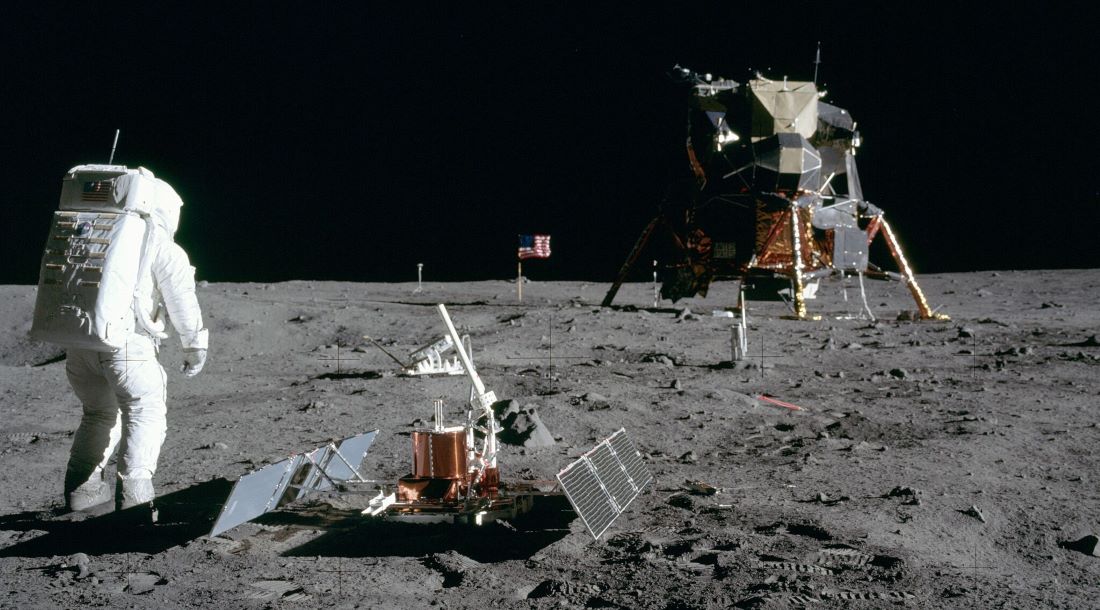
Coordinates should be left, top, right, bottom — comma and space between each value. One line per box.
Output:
313, 370, 387, 380
0, 478, 232, 557
276, 495, 575, 562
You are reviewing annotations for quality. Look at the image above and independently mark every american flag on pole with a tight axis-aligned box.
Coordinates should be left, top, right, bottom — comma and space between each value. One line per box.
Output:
518, 234, 551, 260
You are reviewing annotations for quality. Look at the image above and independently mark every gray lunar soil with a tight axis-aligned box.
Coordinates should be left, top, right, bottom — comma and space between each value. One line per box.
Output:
1, 270, 1099, 608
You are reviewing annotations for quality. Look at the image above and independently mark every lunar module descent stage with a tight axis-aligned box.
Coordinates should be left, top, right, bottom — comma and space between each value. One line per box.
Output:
210, 305, 653, 541
602, 66, 947, 320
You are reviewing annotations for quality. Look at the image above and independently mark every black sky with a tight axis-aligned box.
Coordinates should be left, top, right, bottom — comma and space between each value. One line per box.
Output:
2, 3, 1096, 284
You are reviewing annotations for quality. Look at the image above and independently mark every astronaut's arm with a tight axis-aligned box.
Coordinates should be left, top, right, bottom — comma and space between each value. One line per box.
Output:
152, 242, 208, 351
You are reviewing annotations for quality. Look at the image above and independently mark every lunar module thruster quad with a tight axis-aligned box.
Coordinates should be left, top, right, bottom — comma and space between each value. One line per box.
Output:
210, 305, 653, 541
602, 66, 947, 320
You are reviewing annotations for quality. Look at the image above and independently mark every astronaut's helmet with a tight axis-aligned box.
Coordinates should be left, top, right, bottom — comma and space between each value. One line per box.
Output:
151, 178, 184, 237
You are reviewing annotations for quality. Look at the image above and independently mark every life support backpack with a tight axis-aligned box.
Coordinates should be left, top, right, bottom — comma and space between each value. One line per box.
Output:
30, 164, 179, 352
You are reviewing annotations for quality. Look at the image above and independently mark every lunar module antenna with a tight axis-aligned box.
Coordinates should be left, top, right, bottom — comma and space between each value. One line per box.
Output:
813, 42, 822, 84
108, 129, 120, 164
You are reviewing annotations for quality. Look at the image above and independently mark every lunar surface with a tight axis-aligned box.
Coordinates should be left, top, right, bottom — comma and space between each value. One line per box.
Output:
1, 271, 1098, 608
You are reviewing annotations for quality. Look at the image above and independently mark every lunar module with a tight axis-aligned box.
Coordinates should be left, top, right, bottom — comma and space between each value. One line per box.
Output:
211, 305, 652, 541
603, 66, 946, 320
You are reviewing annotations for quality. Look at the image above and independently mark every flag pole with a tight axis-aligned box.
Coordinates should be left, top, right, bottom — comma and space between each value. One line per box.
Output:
517, 260, 523, 301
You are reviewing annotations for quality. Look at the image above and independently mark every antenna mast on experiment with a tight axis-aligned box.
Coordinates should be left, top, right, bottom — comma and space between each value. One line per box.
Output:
812, 42, 822, 84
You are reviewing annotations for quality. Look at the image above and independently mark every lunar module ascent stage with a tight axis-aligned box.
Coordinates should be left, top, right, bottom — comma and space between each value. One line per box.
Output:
211, 305, 653, 541
603, 66, 946, 320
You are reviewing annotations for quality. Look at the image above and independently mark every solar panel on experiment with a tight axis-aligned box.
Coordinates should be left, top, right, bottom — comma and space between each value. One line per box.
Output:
556, 428, 652, 540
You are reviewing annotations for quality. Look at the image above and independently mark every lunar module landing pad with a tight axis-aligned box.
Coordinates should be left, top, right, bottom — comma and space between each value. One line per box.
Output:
210, 305, 652, 541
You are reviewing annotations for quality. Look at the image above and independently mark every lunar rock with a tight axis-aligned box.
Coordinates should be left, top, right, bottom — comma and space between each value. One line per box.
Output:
1061, 535, 1099, 557
495, 400, 555, 448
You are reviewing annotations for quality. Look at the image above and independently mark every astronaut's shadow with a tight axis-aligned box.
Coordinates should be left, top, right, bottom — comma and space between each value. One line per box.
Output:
0, 478, 232, 557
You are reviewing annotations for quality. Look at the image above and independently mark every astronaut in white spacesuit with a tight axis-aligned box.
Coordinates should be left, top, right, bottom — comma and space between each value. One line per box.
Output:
63, 192, 208, 515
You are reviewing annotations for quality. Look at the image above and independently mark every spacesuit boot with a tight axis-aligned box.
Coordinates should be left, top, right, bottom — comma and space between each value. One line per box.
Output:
117, 476, 158, 524
64, 467, 112, 512
118, 476, 154, 509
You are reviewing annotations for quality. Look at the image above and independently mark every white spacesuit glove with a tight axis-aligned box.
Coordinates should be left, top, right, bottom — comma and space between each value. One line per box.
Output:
181, 348, 207, 378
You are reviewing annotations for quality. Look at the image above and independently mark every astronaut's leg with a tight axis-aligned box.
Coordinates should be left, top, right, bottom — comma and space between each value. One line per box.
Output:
104, 335, 168, 510
64, 349, 122, 511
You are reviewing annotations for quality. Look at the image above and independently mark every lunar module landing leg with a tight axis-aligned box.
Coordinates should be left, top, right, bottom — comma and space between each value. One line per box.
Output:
786, 201, 810, 320
602, 217, 661, 307
601, 215, 721, 308
863, 215, 948, 321
755, 202, 947, 321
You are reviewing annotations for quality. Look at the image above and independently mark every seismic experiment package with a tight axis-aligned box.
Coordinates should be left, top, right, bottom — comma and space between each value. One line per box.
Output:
603, 65, 947, 321
211, 305, 653, 541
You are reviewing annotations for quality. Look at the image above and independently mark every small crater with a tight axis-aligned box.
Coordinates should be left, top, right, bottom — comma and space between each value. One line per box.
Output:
787, 523, 832, 541
662, 540, 697, 558
691, 552, 720, 566
870, 554, 903, 569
